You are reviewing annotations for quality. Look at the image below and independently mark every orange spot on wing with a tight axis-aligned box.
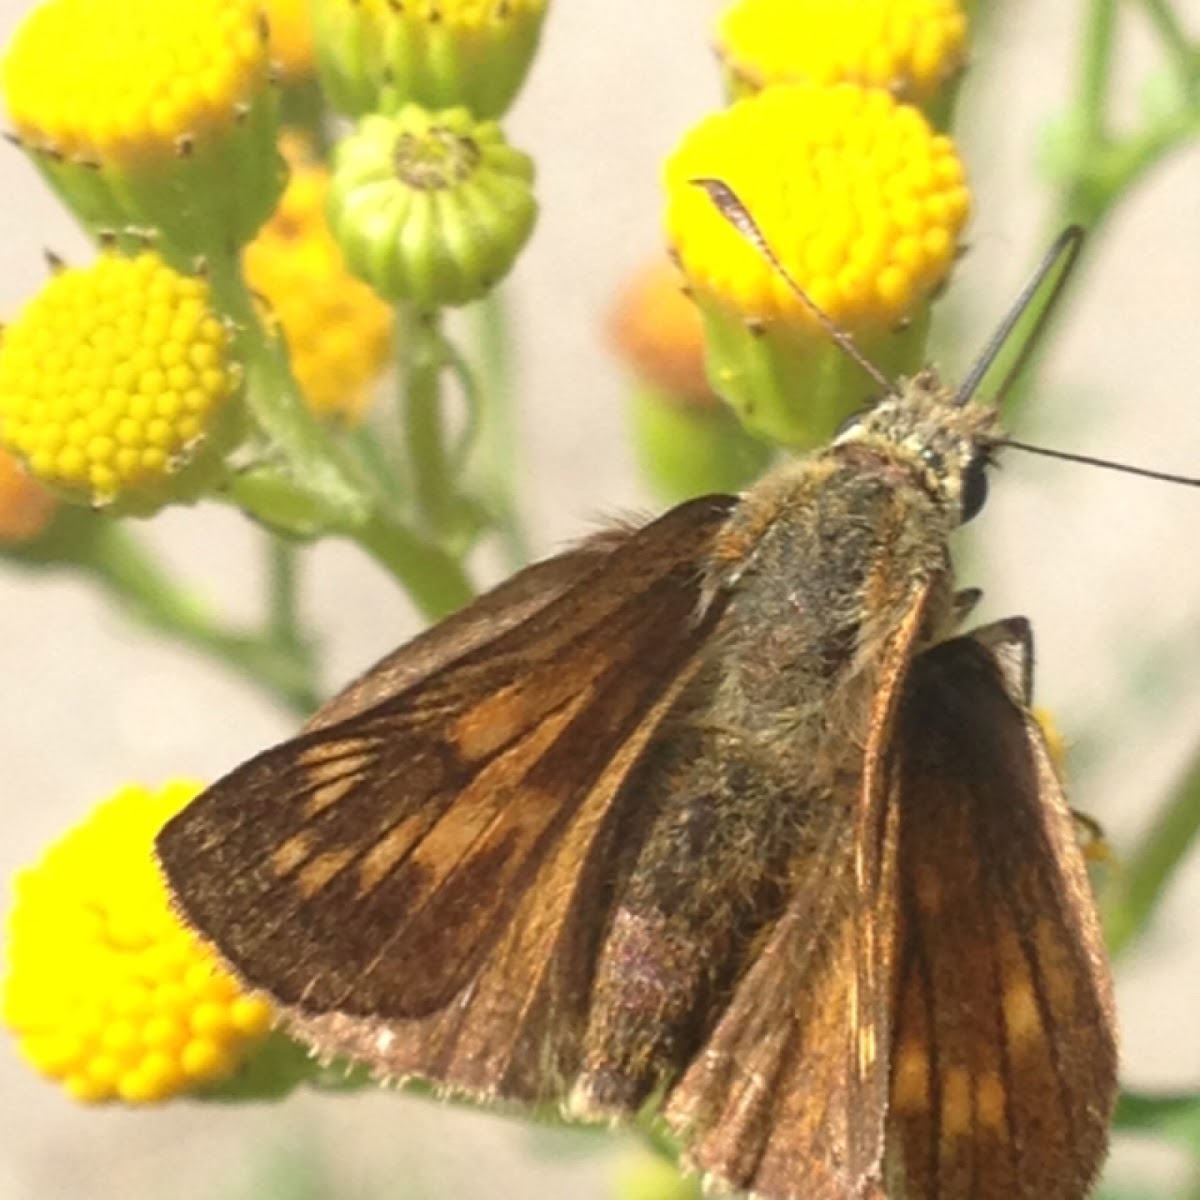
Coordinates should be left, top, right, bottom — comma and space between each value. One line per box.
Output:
891, 1038, 930, 1113
271, 831, 313, 876
296, 848, 354, 898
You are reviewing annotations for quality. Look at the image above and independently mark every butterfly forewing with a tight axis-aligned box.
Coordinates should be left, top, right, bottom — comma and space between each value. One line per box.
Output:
157, 496, 737, 1021
884, 624, 1117, 1200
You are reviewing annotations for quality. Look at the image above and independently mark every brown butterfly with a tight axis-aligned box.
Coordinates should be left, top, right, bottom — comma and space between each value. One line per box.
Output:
157, 209, 1117, 1199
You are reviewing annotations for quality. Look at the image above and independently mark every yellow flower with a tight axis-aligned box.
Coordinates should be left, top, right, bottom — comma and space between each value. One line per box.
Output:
663, 83, 970, 446
0, 446, 56, 542
609, 259, 714, 406
3, 782, 273, 1104
0, 251, 243, 513
1031, 708, 1113, 869
717, 0, 969, 108
263, 0, 316, 82
245, 143, 392, 422
612, 1148, 703, 1200
312, 0, 549, 118
2, 0, 284, 253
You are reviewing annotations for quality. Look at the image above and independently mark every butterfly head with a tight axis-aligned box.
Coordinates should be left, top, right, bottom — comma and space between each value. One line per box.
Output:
833, 370, 1002, 527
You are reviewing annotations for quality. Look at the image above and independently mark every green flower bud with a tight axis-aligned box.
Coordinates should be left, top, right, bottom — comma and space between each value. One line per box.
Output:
328, 106, 537, 309
312, 0, 549, 119
630, 384, 773, 502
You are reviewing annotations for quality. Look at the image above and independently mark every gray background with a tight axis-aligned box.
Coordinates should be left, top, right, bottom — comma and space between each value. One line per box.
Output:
1, 2, 1199, 1198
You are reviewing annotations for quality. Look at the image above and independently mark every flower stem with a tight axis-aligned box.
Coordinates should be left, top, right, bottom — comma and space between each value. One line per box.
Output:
1102, 740, 1200, 958
1137, 0, 1200, 100
5, 509, 320, 715
470, 291, 531, 570
396, 303, 457, 541
206, 252, 475, 617
354, 509, 474, 618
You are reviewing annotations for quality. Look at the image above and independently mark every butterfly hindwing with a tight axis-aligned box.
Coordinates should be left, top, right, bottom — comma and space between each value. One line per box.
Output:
884, 620, 1117, 1200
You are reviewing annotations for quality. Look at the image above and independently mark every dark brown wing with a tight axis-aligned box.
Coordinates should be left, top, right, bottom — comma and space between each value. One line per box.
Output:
156, 496, 736, 1030
662, 582, 935, 1200
307, 524, 636, 730
885, 619, 1117, 1200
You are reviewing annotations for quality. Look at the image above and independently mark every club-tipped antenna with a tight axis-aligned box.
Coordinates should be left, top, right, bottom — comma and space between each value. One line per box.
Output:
953, 226, 1084, 408
691, 178, 891, 393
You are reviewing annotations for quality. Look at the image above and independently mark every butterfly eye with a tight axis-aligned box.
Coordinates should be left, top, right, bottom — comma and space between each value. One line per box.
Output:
960, 454, 989, 522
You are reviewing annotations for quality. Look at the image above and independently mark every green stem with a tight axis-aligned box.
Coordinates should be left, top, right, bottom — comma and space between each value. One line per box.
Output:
396, 303, 456, 539
1085, 107, 1200, 217
264, 536, 310, 664
1102, 739, 1200, 957
353, 509, 474, 619
8, 510, 320, 715
1114, 1088, 1200, 1146
1138, 0, 1200, 100
470, 291, 531, 570
207, 251, 369, 525
208, 252, 476, 616
1077, 0, 1117, 151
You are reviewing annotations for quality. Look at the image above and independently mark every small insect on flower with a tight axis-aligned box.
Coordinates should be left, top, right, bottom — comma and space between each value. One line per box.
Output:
157, 192, 1126, 1199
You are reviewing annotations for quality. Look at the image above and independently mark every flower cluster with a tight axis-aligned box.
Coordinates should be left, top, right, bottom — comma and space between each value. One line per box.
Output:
642, 0, 971, 448
244, 140, 393, 421
0, 0, 554, 1111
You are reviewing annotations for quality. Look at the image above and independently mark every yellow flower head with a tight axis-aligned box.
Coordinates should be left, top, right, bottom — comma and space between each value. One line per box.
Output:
3, 781, 273, 1104
717, 0, 969, 106
312, 0, 549, 118
0, 251, 242, 512
662, 83, 969, 447
263, 0, 316, 82
3, 0, 284, 254
245, 142, 392, 421
3, 0, 270, 166
609, 259, 713, 407
665, 83, 968, 334
0, 446, 56, 542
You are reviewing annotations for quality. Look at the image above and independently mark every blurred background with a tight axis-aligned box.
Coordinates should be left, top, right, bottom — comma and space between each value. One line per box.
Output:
1, 1, 1199, 1197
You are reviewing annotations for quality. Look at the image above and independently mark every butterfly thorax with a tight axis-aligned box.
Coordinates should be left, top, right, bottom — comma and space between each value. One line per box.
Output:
834, 369, 1001, 525
696, 374, 993, 766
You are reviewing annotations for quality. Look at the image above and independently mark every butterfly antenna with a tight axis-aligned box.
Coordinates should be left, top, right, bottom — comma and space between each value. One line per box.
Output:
953, 226, 1084, 408
996, 438, 1200, 488
691, 178, 891, 393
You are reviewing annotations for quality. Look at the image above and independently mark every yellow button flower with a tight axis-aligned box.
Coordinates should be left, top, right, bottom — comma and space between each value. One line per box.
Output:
313, 0, 549, 118
245, 143, 392, 422
663, 83, 970, 446
263, 0, 316, 82
718, 0, 969, 108
4, 0, 268, 162
3, 782, 273, 1104
3, 0, 284, 252
0, 446, 56, 542
610, 259, 714, 407
0, 251, 243, 513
